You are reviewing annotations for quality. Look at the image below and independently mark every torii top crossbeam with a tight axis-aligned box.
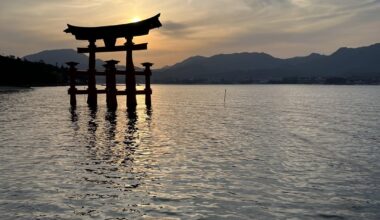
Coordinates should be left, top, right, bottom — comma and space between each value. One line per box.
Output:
64, 14, 161, 42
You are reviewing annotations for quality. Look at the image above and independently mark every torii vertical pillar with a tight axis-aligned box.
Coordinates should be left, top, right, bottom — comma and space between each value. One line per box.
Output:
142, 62, 153, 107
67, 62, 78, 107
125, 36, 137, 110
104, 60, 118, 110
87, 39, 97, 106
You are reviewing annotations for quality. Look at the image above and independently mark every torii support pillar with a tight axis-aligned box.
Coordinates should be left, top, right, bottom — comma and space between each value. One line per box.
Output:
67, 62, 78, 107
104, 60, 118, 110
125, 36, 137, 110
142, 62, 153, 107
87, 39, 97, 107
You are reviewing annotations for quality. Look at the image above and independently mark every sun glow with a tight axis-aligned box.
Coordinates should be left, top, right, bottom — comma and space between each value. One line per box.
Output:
131, 17, 141, 23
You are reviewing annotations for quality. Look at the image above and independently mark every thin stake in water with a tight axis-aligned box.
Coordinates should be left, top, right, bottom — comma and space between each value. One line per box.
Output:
224, 89, 227, 105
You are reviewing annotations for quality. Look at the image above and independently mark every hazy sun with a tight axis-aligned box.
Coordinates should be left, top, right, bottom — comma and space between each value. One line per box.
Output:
131, 17, 141, 23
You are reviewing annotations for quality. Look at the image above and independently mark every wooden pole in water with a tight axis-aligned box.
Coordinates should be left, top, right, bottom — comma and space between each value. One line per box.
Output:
224, 89, 227, 105
142, 62, 153, 107
67, 62, 78, 107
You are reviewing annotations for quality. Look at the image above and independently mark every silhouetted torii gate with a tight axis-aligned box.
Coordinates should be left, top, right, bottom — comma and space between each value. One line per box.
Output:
64, 14, 161, 110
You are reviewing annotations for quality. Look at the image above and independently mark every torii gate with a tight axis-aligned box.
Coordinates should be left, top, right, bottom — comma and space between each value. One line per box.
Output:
64, 14, 161, 110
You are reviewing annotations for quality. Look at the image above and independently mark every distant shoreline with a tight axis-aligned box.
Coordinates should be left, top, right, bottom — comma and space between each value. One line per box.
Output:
0, 86, 33, 93
1, 81, 379, 89
2, 83, 379, 88
152, 82, 380, 86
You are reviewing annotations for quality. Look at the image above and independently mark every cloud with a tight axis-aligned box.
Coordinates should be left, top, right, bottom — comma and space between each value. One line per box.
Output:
204, 0, 380, 57
244, 0, 291, 7
160, 21, 193, 36
163, 21, 188, 31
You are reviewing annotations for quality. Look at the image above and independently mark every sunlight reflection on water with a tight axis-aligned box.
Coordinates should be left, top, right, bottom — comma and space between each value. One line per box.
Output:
0, 85, 379, 219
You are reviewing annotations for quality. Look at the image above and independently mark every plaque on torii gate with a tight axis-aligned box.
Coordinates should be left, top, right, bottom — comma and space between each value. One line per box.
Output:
64, 14, 161, 109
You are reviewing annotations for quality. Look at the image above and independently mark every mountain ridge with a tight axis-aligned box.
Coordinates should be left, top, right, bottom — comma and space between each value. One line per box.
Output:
154, 43, 380, 83
22, 43, 380, 84
23, 49, 106, 70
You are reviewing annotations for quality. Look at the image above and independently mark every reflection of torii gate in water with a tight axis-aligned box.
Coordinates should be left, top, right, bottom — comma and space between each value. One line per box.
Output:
64, 14, 161, 110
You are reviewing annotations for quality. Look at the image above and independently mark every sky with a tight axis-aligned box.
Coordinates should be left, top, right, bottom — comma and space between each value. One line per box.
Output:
1, 0, 380, 67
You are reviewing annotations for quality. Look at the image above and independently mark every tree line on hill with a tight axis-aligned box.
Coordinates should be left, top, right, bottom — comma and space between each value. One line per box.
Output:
0, 55, 87, 87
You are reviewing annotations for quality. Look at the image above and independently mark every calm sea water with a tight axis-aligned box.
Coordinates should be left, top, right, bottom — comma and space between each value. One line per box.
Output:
0, 85, 379, 219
